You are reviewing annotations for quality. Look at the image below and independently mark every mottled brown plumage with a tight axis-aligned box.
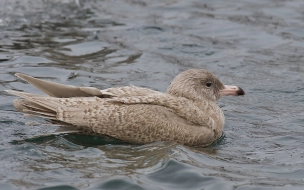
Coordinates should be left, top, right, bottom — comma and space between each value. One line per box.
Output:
5, 69, 245, 146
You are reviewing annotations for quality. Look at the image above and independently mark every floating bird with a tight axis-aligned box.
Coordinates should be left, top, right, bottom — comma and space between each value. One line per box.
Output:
6, 69, 244, 146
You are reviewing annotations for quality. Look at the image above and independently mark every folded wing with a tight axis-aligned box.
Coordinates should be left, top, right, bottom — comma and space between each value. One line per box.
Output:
15, 73, 160, 98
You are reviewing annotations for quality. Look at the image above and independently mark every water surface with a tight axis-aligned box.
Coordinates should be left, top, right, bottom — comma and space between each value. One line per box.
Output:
0, 0, 303, 189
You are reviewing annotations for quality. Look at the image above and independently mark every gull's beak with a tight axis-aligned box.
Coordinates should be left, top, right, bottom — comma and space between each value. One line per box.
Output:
219, 85, 245, 96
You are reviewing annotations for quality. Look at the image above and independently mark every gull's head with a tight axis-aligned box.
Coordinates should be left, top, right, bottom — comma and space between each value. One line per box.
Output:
167, 69, 245, 102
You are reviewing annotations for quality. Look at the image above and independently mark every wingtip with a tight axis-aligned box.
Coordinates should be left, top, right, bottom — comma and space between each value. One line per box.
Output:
4, 89, 19, 95
4, 90, 23, 98
4, 89, 14, 93
15, 73, 22, 78
15, 73, 31, 81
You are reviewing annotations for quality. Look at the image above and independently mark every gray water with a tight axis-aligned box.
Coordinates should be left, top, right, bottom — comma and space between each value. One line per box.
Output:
0, 0, 303, 189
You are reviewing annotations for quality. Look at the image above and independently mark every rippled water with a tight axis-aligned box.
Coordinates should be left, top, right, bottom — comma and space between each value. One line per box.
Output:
0, 0, 304, 189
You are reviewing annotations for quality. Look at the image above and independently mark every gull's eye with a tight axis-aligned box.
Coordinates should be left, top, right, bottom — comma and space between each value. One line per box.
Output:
206, 82, 212, 87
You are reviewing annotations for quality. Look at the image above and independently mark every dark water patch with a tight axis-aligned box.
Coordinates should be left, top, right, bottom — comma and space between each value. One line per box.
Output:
60, 134, 127, 147
11, 132, 129, 149
0, 54, 12, 62
37, 185, 78, 190
143, 26, 165, 34
13, 134, 58, 145
87, 19, 125, 28
147, 159, 234, 190
95, 177, 146, 190
235, 185, 304, 190
148, 159, 209, 188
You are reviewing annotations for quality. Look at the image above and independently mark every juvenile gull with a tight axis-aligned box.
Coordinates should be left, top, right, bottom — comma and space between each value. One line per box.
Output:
5, 69, 245, 146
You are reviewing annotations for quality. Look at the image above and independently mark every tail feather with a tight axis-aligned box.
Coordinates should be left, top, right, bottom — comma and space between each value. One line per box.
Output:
7, 90, 59, 118
13, 99, 57, 119
6, 90, 62, 111
6, 90, 93, 126
14, 99, 52, 112
24, 113, 57, 120
23, 108, 56, 118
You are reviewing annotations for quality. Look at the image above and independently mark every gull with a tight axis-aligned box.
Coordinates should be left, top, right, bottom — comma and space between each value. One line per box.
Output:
5, 69, 245, 146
